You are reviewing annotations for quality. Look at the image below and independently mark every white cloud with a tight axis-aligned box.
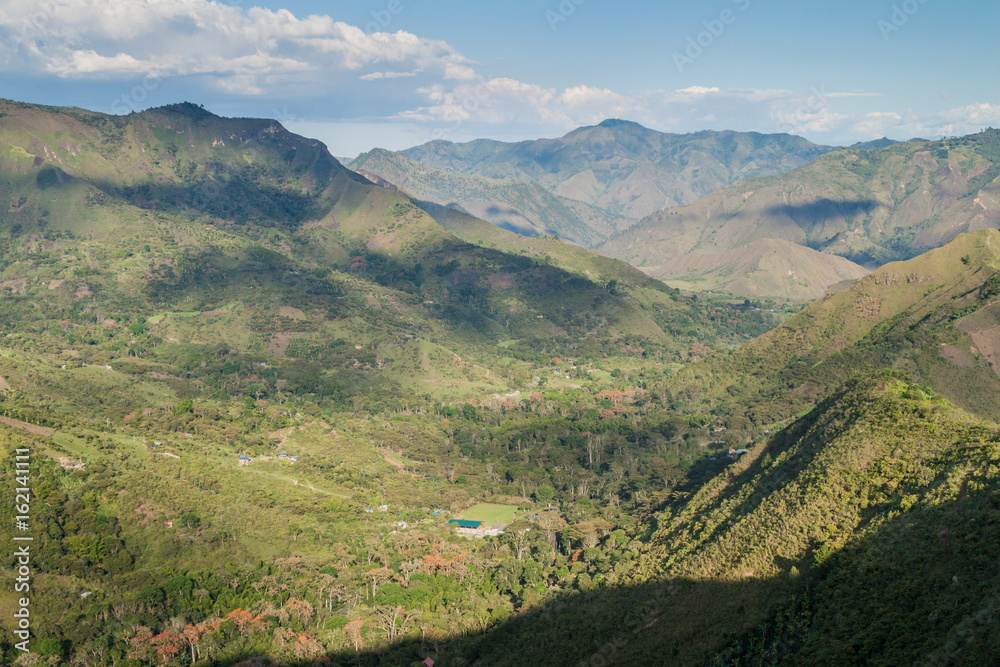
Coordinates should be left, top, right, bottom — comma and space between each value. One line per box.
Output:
848, 111, 904, 137
560, 85, 624, 107
841, 104, 1000, 141
1, 1, 995, 150
443, 63, 477, 81
0, 0, 473, 95
360, 70, 419, 81
398, 78, 1000, 149
675, 85, 720, 97
939, 103, 1000, 126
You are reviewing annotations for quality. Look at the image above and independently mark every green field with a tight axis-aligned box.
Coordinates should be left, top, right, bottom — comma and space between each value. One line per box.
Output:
459, 503, 518, 526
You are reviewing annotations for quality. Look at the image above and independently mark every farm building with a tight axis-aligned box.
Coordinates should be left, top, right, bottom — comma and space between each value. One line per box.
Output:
238, 456, 251, 466
449, 519, 484, 537
448, 519, 507, 538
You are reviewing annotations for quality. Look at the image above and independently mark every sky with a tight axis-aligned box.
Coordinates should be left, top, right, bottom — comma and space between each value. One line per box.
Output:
0, 0, 998, 157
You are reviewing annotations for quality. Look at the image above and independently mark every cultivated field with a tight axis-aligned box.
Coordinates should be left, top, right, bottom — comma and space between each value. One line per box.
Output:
459, 503, 517, 525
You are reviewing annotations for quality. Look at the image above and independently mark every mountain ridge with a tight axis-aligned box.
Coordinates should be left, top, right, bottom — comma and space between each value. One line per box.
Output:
600, 130, 1000, 298
398, 120, 834, 226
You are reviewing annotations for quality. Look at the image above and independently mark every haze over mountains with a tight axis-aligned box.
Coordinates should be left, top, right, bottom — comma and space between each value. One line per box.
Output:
601, 131, 1000, 297
352, 120, 834, 248
352, 120, 1000, 301
350, 147, 625, 247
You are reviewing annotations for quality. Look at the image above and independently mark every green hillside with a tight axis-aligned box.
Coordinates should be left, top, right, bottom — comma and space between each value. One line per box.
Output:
0, 99, 801, 664
4, 98, 998, 667
601, 129, 1000, 297
0, 99, 789, 417
271, 371, 1000, 666
663, 229, 1000, 431
402, 119, 834, 223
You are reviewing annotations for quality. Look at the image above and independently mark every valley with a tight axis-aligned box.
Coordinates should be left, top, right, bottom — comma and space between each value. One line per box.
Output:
1, 99, 1000, 667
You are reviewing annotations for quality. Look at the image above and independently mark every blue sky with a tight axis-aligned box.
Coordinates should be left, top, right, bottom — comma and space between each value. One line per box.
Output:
0, 0, 997, 156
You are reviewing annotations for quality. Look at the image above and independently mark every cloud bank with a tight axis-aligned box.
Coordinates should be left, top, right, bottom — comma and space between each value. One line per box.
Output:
0, 0, 996, 149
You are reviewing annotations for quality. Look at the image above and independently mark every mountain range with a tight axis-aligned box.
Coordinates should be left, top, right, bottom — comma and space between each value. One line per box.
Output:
349, 147, 626, 247
600, 131, 1000, 297
0, 99, 758, 412
3, 99, 1000, 666
351, 120, 834, 247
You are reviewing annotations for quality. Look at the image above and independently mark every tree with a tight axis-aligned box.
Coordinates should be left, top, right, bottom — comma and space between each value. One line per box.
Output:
372, 605, 421, 642
365, 567, 394, 599
226, 608, 267, 636
127, 626, 154, 662
287, 522, 303, 542
503, 520, 535, 561
534, 484, 556, 506
136, 585, 165, 607
164, 575, 194, 599
344, 620, 365, 652
37, 638, 64, 660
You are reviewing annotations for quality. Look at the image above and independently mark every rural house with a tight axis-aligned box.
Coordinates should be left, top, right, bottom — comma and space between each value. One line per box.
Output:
448, 519, 485, 537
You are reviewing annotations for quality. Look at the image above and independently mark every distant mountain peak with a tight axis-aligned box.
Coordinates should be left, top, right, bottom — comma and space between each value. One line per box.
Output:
596, 118, 646, 130
849, 137, 898, 150
144, 101, 218, 120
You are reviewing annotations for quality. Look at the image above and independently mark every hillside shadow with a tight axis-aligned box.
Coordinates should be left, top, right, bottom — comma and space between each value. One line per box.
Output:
85, 175, 327, 228
209, 573, 798, 667
651, 382, 865, 550
209, 479, 1000, 667
765, 198, 880, 223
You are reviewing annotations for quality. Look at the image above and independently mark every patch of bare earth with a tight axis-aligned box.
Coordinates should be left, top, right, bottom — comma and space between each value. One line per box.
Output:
269, 426, 301, 449
1, 278, 27, 294
268, 333, 292, 357
279, 306, 306, 320
383, 295, 410, 313
486, 272, 515, 289
970, 326, 1000, 377
0, 375, 9, 392
939, 344, 976, 368
367, 237, 395, 251
377, 447, 406, 469
0, 416, 54, 437
302, 219, 339, 231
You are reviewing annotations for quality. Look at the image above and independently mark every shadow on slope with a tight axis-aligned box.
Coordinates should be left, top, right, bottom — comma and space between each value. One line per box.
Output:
764, 198, 881, 227
210, 374, 1000, 666
210, 574, 801, 667
211, 475, 1000, 667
